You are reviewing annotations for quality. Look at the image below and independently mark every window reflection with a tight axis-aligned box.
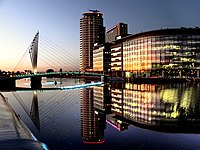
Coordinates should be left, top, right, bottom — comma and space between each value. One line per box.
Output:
81, 83, 200, 139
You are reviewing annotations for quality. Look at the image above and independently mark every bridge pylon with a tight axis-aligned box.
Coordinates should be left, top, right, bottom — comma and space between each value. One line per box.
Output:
29, 31, 39, 74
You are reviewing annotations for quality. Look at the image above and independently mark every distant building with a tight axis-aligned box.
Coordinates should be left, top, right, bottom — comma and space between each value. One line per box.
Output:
80, 10, 105, 72
93, 43, 111, 74
104, 23, 128, 77
106, 22, 128, 43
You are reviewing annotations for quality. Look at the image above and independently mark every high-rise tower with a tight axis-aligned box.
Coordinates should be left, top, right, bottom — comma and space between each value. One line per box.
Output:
80, 10, 105, 72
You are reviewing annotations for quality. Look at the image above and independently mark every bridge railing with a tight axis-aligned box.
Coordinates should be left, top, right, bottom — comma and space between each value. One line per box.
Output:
13, 71, 104, 78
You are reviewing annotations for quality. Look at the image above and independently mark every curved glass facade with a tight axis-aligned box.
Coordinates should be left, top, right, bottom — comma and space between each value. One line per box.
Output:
123, 28, 200, 78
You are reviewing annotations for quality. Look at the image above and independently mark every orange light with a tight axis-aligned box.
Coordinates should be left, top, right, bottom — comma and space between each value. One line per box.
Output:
83, 140, 105, 144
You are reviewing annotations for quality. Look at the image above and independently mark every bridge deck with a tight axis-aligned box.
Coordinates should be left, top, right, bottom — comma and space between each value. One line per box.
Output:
14, 71, 104, 79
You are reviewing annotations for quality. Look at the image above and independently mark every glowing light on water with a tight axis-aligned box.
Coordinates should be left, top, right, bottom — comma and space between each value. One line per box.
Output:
60, 82, 103, 90
24, 81, 61, 86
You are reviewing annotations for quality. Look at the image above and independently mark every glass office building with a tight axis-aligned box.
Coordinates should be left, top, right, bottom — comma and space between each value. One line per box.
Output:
93, 43, 111, 74
122, 28, 200, 78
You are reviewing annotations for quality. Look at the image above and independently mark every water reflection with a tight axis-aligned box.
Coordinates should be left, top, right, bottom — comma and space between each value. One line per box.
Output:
80, 83, 200, 143
3, 82, 200, 149
12, 91, 40, 131
30, 91, 40, 131
80, 88, 106, 144
119, 83, 200, 132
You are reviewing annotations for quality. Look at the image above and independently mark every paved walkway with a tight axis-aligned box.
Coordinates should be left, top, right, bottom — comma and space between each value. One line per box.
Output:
0, 93, 48, 150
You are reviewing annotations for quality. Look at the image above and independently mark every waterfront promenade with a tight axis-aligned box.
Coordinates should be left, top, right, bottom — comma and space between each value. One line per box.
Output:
0, 93, 48, 150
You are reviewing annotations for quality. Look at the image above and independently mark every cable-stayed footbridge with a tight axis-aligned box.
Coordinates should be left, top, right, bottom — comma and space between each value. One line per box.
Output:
0, 32, 104, 90
14, 31, 79, 73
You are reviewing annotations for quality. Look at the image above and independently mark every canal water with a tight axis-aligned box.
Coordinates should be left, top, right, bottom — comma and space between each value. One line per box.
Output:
2, 78, 200, 150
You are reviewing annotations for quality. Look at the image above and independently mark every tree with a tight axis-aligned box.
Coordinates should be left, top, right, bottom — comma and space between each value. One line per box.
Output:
46, 69, 54, 73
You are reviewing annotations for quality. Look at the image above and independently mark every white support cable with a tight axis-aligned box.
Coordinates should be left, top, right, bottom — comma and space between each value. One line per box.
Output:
39, 45, 70, 70
12, 92, 40, 131
12, 92, 30, 117
14, 45, 31, 72
39, 37, 79, 64
38, 90, 72, 115
14, 32, 80, 73
40, 34, 79, 63
39, 51, 62, 70
39, 39, 79, 71
40, 82, 103, 127
41, 90, 79, 129
39, 90, 63, 106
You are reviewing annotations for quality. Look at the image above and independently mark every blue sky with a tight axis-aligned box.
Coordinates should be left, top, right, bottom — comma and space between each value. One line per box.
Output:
0, 0, 200, 71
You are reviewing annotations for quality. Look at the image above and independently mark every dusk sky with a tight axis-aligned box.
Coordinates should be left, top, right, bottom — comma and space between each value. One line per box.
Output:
0, 0, 200, 71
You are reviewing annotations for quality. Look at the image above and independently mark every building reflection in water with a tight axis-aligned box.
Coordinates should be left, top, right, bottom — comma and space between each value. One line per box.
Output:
81, 83, 200, 143
109, 83, 129, 131
112, 83, 200, 132
80, 88, 106, 144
